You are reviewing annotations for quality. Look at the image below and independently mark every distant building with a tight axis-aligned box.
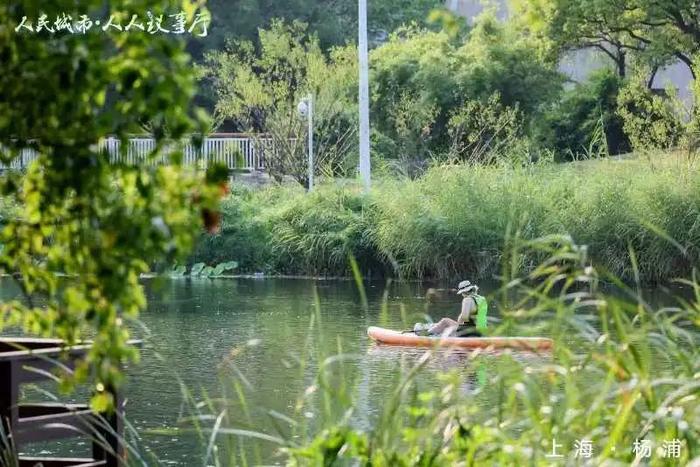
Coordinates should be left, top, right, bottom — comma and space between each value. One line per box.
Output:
446, 0, 693, 102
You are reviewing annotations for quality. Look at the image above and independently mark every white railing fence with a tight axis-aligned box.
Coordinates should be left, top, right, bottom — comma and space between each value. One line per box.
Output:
1, 134, 274, 172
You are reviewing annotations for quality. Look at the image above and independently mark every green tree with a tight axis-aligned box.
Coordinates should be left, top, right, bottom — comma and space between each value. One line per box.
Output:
617, 76, 685, 151
0, 1, 224, 409
511, 0, 646, 78
447, 93, 524, 164
370, 16, 563, 164
513, 0, 700, 80
455, 15, 564, 117
623, 0, 700, 78
545, 69, 631, 159
204, 20, 359, 186
191, 0, 445, 114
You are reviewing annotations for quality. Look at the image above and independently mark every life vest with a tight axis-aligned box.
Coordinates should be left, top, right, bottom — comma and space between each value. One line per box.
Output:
472, 294, 488, 332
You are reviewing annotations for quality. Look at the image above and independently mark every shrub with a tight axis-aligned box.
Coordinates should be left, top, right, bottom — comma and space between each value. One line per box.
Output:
447, 93, 523, 164
262, 184, 386, 276
190, 186, 275, 272
546, 69, 630, 160
203, 21, 358, 187
192, 183, 388, 277
617, 77, 684, 152
374, 159, 700, 281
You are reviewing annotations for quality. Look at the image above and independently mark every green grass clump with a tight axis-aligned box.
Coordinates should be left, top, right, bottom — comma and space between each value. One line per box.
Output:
190, 186, 276, 272
260, 184, 384, 276
374, 156, 700, 281
193, 153, 700, 283
191, 183, 387, 276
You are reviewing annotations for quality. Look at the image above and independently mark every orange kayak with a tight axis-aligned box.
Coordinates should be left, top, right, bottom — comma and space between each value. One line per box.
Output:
367, 326, 553, 351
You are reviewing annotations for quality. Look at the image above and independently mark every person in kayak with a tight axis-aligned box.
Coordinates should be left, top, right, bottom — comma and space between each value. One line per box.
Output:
415, 280, 488, 337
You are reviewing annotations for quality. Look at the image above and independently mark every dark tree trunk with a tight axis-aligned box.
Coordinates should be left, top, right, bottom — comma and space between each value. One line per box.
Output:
676, 52, 696, 79
647, 66, 659, 89
617, 50, 626, 78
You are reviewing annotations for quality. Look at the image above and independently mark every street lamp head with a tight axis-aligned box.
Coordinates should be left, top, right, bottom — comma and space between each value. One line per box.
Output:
297, 99, 309, 118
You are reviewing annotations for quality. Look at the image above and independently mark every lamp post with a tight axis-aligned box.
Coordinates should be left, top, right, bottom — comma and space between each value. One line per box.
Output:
358, 0, 371, 191
297, 94, 314, 192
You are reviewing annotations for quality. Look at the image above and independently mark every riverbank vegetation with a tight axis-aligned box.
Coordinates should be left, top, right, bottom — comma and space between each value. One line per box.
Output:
192, 152, 700, 283
0, 2, 661, 290
192, 9, 700, 287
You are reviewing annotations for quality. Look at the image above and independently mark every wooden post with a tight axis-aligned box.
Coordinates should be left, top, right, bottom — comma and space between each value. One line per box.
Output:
0, 361, 18, 443
0, 338, 137, 467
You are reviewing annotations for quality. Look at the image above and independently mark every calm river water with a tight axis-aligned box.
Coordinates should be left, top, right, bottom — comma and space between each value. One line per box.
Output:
0, 277, 680, 465
129, 278, 476, 465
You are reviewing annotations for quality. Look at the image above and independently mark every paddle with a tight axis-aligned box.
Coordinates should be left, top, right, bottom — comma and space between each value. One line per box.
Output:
402, 323, 432, 334
401, 324, 482, 337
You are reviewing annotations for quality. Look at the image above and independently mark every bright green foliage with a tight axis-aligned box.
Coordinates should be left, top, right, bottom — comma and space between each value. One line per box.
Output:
545, 69, 630, 160
373, 158, 700, 281
0, 198, 18, 227
258, 183, 380, 276
508, 0, 560, 62
372, 91, 440, 177
683, 68, 700, 152
190, 190, 274, 271
190, 0, 445, 114
0, 1, 223, 408
203, 21, 359, 186
193, 183, 386, 277
447, 93, 524, 164
369, 26, 453, 170
617, 78, 684, 151
456, 15, 564, 117
174, 261, 238, 277
370, 17, 563, 166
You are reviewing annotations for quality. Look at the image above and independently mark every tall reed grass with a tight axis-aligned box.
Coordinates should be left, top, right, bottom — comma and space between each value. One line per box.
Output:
193, 153, 700, 283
